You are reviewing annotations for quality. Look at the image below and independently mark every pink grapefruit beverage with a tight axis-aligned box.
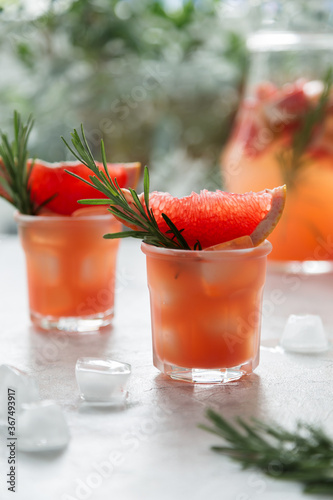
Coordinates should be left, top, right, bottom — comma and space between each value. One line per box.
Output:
142, 241, 272, 383
15, 212, 121, 333
223, 77, 333, 262
222, 29, 333, 265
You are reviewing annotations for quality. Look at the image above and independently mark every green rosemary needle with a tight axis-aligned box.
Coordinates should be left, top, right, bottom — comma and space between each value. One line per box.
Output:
200, 408, 333, 495
62, 126, 194, 249
0, 111, 56, 215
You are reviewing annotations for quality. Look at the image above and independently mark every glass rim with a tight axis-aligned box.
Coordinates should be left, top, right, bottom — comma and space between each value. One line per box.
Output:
141, 240, 272, 259
247, 31, 333, 52
14, 210, 117, 224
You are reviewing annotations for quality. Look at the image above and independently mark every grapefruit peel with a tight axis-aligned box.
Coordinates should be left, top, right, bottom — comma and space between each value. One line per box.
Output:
250, 185, 286, 246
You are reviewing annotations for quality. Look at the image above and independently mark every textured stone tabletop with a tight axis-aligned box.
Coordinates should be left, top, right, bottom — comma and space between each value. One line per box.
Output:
0, 235, 333, 500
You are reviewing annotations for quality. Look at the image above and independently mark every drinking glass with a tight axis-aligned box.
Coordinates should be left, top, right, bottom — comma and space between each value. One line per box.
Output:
142, 240, 272, 383
15, 212, 121, 333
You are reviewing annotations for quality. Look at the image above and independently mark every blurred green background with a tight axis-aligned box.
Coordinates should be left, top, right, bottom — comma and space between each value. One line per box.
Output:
0, 0, 250, 232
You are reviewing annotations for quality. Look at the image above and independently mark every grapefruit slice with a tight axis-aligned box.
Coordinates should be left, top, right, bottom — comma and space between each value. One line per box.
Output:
263, 86, 308, 127
28, 159, 140, 215
121, 185, 286, 249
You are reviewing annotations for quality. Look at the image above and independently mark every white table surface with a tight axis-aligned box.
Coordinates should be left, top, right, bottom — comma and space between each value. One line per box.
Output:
0, 235, 333, 500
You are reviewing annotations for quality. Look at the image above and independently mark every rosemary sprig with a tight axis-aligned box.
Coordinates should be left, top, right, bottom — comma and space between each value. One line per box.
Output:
0, 111, 56, 215
200, 409, 333, 495
62, 126, 193, 249
0, 111, 35, 214
277, 68, 333, 188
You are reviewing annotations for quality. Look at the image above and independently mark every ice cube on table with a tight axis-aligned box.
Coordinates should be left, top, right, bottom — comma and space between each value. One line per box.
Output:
18, 400, 70, 452
0, 365, 39, 424
76, 357, 131, 405
280, 314, 329, 353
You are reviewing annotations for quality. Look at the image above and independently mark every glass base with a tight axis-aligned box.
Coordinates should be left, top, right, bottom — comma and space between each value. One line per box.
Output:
156, 359, 254, 384
268, 260, 333, 275
30, 308, 114, 333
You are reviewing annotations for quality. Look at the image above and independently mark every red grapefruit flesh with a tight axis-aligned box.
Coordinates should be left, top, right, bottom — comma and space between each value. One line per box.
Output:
130, 186, 286, 249
28, 159, 140, 215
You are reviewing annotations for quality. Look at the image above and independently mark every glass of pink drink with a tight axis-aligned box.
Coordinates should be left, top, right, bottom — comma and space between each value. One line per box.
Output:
15, 212, 121, 333
142, 240, 272, 383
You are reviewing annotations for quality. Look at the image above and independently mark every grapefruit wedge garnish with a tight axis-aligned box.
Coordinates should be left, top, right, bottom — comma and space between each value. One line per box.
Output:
123, 185, 286, 249
28, 159, 141, 215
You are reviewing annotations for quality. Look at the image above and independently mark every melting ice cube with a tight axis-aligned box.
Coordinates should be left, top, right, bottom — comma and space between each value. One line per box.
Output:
203, 236, 254, 251
280, 314, 329, 353
18, 400, 70, 452
76, 357, 131, 405
0, 365, 39, 424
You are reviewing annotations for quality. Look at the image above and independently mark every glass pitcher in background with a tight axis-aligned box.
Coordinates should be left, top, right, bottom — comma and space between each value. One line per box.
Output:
221, 1, 333, 272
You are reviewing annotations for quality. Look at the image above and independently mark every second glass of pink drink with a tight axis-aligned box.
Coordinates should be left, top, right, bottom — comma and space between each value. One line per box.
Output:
16, 211, 121, 333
